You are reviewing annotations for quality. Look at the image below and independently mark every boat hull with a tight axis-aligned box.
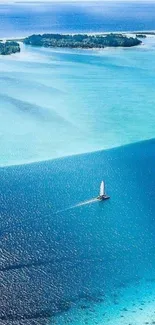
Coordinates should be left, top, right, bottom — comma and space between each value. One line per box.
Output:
97, 195, 110, 201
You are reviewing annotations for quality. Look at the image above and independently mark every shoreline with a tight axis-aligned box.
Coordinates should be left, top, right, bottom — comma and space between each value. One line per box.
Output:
20, 32, 143, 51
1, 30, 152, 53
2, 30, 155, 53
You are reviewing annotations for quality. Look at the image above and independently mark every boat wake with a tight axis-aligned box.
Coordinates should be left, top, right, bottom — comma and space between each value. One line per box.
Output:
55, 181, 110, 214
55, 198, 98, 214
73, 198, 98, 207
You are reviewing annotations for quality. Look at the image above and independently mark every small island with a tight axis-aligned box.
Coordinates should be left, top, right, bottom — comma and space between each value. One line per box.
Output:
23, 33, 142, 49
136, 34, 147, 38
0, 41, 20, 55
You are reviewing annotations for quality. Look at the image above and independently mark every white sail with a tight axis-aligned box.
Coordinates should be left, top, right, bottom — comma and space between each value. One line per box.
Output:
100, 181, 105, 196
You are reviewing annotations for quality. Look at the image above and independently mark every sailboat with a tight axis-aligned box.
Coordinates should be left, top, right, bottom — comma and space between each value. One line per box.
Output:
97, 181, 110, 201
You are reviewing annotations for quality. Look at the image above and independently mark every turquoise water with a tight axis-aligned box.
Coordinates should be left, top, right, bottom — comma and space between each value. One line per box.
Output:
2, 2, 155, 325
1, 37, 155, 165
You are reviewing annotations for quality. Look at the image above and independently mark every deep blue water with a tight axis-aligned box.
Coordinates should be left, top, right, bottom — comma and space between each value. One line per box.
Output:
1, 2, 155, 324
1, 1, 155, 37
1, 139, 155, 323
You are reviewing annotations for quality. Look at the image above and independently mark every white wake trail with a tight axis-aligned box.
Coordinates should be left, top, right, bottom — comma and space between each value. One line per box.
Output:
55, 198, 98, 214
73, 198, 98, 207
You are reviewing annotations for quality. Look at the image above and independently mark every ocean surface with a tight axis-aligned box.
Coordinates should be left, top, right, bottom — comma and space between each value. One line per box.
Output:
1, 1, 155, 37
1, 2, 155, 325
1, 139, 155, 325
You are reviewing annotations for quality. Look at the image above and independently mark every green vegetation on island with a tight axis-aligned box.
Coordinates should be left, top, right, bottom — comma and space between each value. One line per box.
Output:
0, 41, 20, 55
136, 34, 147, 38
23, 33, 142, 49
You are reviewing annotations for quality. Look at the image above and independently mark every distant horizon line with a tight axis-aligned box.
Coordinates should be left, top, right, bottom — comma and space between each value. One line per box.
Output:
1, 0, 155, 6
3, 0, 155, 3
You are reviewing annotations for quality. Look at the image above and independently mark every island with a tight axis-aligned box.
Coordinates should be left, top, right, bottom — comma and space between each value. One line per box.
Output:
0, 41, 20, 55
23, 33, 142, 49
136, 34, 147, 38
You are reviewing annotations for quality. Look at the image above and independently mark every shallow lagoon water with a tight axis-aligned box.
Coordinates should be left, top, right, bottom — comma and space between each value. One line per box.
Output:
1, 37, 155, 166
52, 279, 155, 325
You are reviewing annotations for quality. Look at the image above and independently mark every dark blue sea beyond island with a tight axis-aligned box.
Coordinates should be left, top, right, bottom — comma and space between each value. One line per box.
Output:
1, 1, 155, 37
1, 1, 155, 325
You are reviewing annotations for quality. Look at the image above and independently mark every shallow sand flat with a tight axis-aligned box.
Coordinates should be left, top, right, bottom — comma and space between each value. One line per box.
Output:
1, 35, 155, 166
52, 279, 155, 325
